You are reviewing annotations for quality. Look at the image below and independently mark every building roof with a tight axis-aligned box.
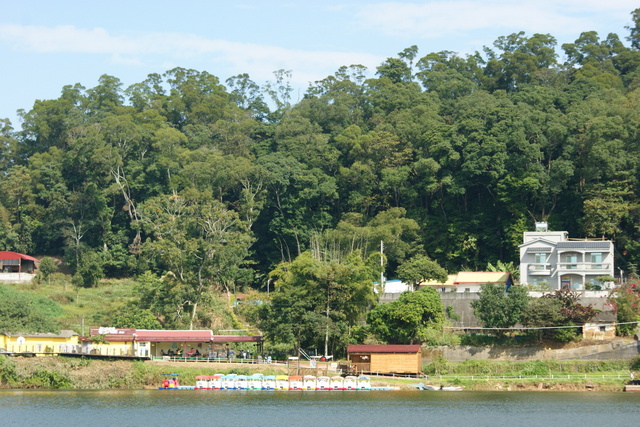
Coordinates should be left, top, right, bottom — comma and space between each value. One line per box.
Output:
0, 251, 39, 262
2, 330, 77, 338
454, 272, 510, 284
347, 344, 421, 354
557, 241, 611, 249
526, 246, 553, 253
382, 279, 412, 293
87, 328, 263, 343
420, 274, 457, 287
88, 328, 214, 342
213, 335, 263, 343
518, 238, 560, 248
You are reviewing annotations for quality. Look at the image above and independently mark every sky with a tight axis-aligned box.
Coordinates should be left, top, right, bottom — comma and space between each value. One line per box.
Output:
1, 0, 638, 127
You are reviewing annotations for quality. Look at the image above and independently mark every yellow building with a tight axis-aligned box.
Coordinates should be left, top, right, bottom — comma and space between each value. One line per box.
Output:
0, 330, 79, 356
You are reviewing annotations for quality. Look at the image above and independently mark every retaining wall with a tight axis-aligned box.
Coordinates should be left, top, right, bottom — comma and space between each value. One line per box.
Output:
423, 340, 640, 362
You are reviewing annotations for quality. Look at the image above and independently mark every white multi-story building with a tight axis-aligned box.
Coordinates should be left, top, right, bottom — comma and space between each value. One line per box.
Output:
519, 222, 614, 290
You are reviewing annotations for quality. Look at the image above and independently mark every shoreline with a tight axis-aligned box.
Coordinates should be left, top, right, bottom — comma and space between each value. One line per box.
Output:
0, 356, 634, 392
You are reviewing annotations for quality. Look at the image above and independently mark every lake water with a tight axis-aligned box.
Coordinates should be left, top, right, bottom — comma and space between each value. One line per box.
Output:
1, 389, 638, 427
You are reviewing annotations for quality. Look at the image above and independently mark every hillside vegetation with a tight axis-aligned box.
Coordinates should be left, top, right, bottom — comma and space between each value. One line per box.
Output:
2, 9, 640, 352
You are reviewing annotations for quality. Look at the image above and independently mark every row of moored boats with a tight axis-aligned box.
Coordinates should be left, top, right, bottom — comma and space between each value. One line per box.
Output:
189, 374, 375, 390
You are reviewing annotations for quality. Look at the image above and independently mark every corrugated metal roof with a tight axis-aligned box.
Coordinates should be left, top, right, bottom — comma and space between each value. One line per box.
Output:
86, 328, 263, 343
213, 335, 263, 343
0, 251, 39, 262
454, 272, 510, 284
347, 344, 421, 353
527, 247, 553, 252
133, 330, 213, 342
3, 330, 77, 338
557, 242, 610, 249
420, 274, 457, 287
90, 329, 213, 343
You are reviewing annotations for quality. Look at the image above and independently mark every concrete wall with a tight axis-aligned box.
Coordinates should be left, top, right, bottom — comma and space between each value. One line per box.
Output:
380, 291, 613, 328
423, 340, 640, 362
440, 292, 481, 327
0, 273, 36, 283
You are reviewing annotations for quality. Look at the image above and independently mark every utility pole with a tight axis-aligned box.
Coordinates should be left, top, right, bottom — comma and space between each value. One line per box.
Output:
380, 240, 385, 292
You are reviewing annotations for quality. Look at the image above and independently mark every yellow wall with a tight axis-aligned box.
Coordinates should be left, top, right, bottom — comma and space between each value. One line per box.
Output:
0, 334, 78, 356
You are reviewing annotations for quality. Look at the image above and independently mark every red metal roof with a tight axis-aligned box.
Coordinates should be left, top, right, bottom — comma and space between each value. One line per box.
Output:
134, 330, 214, 342
213, 335, 263, 343
347, 344, 421, 354
88, 328, 213, 343
86, 328, 263, 343
0, 251, 39, 262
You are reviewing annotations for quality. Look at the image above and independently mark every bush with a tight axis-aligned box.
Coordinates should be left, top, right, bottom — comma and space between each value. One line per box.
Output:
0, 356, 19, 385
25, 370, 73, 389
422, 354, 449, 375
520, 360, 550, 376
421, 329, 461, 348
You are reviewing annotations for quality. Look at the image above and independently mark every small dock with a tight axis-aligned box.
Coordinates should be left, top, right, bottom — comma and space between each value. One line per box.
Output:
624, 385, 640, 392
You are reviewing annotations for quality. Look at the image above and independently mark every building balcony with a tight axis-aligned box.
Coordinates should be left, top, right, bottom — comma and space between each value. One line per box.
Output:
527, 263, 551, 275
557, 263, 611, 273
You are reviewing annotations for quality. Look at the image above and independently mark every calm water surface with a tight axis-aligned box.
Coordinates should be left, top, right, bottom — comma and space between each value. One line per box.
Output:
1, 389, 638, 427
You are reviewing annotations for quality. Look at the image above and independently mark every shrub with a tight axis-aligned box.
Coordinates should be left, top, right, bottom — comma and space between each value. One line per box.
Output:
25, 370, 73, 389
423, 354, 449, 375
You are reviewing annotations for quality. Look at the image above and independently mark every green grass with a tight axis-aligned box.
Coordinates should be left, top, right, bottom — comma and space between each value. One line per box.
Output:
418, 358, 634, 390
10, 276, 138, 334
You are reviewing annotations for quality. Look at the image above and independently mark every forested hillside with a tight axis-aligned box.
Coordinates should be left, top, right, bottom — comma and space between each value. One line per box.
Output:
2, 10, 640, 334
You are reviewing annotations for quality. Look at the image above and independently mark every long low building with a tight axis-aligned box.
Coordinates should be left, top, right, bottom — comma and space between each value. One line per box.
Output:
82, 327, 264, 358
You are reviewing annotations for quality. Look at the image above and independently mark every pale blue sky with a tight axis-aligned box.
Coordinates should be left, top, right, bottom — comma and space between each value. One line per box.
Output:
1, 0, 638, 127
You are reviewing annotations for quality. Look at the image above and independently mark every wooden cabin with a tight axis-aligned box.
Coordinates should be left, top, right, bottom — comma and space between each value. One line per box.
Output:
347, 344, 422, 375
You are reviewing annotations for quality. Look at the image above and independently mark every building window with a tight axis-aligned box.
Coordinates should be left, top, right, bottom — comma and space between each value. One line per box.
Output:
590, 253, 603, 269
564, 253, 578, 269
535, 253, 546, 264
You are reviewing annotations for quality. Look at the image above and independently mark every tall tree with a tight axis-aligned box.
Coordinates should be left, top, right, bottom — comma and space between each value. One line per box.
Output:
140, 191, 254, 328
367, 287, 445, 344
262, 251, 376, 356
471, 283, 530, 333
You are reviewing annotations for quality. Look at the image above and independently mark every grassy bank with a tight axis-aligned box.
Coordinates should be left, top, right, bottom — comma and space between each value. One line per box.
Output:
417, 358, 635, 391
0, 356, 290, 389
1, 355, 636, 391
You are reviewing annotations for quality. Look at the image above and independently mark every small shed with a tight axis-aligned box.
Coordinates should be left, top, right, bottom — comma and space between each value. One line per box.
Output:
0, 251, 39, 282
583, 311, 617, 340
347, 344, 422, 375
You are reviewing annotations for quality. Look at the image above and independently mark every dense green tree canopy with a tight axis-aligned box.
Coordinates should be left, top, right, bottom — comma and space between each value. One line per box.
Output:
2, 9, 640, 341
471, 283, 530, 332
259, 251, 377, 356
367, 287, 445, 344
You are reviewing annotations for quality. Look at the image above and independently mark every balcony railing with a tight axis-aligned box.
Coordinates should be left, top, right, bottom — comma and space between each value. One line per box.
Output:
527, 263, 551, 275
557, 263, 610, 271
